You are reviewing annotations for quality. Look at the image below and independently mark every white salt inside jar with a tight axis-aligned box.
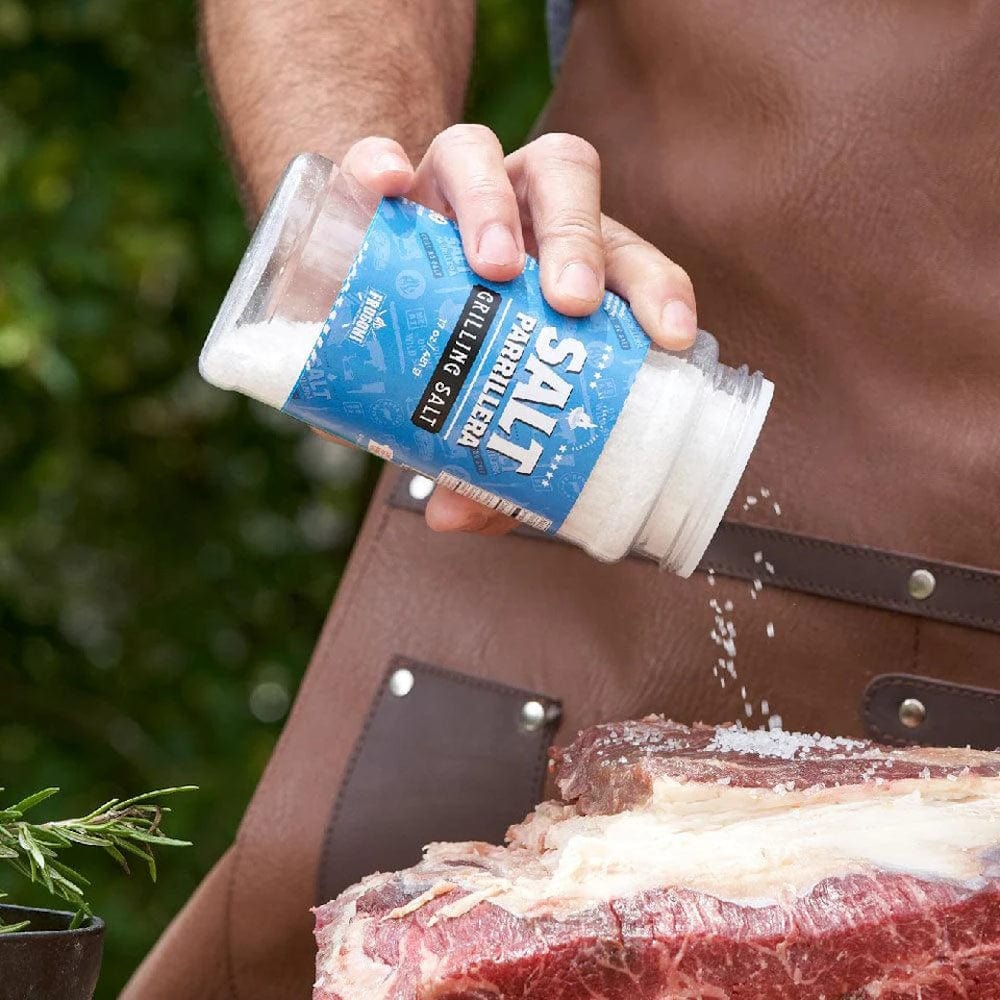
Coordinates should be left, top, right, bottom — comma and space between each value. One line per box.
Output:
200, 154, 773, 576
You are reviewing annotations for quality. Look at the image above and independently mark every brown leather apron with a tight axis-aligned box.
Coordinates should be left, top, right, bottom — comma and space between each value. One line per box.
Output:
123, 2, 1000, 996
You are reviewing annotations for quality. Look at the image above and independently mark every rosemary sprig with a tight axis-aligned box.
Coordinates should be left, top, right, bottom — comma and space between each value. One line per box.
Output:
0, 785, 196, 929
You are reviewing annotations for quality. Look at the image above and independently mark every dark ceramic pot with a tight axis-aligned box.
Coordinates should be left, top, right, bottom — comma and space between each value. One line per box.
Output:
0, 905, 104, 1000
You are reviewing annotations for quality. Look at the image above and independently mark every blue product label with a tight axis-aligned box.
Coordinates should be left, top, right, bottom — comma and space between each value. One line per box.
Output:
283, 197, 652, 533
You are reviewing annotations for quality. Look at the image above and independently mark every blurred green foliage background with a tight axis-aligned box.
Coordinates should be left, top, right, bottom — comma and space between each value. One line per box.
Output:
0, 1, 549, 994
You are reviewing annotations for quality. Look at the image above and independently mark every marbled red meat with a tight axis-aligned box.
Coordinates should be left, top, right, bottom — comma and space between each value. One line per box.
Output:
313, 719, 1000, 999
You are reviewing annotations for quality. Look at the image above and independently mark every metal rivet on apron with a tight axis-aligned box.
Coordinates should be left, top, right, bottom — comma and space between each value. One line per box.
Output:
520, 700, 546, 731
388, 668, 415, 697
408, 475, 434, 501
898, 697, 927, 728
907, 568, 936, 600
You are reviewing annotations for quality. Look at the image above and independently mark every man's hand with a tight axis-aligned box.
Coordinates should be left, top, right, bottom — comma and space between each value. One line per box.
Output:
339, 127, 699, 534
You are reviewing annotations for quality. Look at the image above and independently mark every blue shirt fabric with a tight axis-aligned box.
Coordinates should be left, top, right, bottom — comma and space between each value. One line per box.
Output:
546, 0, 574, 77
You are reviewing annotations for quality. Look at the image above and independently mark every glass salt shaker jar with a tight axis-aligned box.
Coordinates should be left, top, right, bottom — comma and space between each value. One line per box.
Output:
200, 154, 773, 576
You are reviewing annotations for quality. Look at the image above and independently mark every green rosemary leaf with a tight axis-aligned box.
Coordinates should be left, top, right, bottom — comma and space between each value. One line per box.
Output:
0, 920, 32, 934
28, 827, 70, 850
58, 829, 114, 848
75, 798, 121, 823
100, 841, 129, 872
116, 830, 191, 848
18, 828, 46, 871
6, 789, 60, 817
111, 786, 198, 810
2, 786, 193, 915
46, 857, 92, 891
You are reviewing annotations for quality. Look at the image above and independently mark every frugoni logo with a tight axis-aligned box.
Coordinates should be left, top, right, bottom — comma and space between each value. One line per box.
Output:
348, 288, 387, 346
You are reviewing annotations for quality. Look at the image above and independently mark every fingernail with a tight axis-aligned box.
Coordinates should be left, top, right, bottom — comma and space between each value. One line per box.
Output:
375, 153, 409, 174
558, 261, 601, 302
661, 299, 698, 346
477, 225, 520, 266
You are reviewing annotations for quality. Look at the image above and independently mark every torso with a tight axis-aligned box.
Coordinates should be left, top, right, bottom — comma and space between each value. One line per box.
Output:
122, 9, 1000, 995
541, 0, 1000, 567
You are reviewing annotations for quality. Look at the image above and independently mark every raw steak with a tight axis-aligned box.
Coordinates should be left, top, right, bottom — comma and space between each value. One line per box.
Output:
313, 719, 1000, 999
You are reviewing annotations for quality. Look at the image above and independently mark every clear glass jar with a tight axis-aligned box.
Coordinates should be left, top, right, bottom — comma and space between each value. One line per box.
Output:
201, 154, 773, 576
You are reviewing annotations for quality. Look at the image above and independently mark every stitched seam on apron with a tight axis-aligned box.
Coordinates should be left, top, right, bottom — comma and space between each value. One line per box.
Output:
223, 482, 397, 1000
374, 658, 561, 827
708, 557, 1000, 630
860, 676, 913, 746
724, 521, 1000, 587
224, 839, 243, 1000
399, 655, 560, 705
316, 665, 394, 901
406, 660, 561, 823
317, 657, 562, 904
402, 660, 563, 814
719, 523, 1000, 585
390, 483, 1000, 587
387, 488, 1000, 627
861, 674, 1000, 746
866, 674, 1000, 706
306, 481, 399, 890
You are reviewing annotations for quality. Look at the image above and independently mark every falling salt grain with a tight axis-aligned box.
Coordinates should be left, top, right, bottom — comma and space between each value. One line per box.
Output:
764, 562, 775, 575
740, 686, 747, 699
761, 700, 770, 715
723, 599, 734, 612
768, 715, 783, 731
760, 487, 770, 498
744, 702, 753, 718
753, 551, 763, 564
746, 495, 758, 506
766, 622, 775, 638
773, 503, 782, 516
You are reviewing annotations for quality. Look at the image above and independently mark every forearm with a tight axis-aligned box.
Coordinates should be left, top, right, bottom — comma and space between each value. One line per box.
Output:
200, 0, 475, 214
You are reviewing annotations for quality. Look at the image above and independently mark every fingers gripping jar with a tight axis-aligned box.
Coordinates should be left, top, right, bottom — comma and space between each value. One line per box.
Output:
200, 154, 774, 576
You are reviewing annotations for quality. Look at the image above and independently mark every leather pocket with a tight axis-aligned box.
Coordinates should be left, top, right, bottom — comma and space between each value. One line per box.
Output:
861, 673, 1000, 750
316, 657, 561, 905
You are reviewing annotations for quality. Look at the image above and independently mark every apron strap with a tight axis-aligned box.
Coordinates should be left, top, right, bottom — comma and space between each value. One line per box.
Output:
392, 473, 1000, 635
861, 673, 1000, 750
703, 523, 1000, 635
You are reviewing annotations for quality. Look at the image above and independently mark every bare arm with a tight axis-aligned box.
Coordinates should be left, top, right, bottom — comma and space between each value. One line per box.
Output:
200, 0, 475, 214
202, 0, 700, 535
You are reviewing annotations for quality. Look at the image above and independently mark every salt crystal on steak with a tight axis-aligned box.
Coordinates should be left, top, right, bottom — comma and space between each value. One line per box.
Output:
313, 718, 1000, 999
